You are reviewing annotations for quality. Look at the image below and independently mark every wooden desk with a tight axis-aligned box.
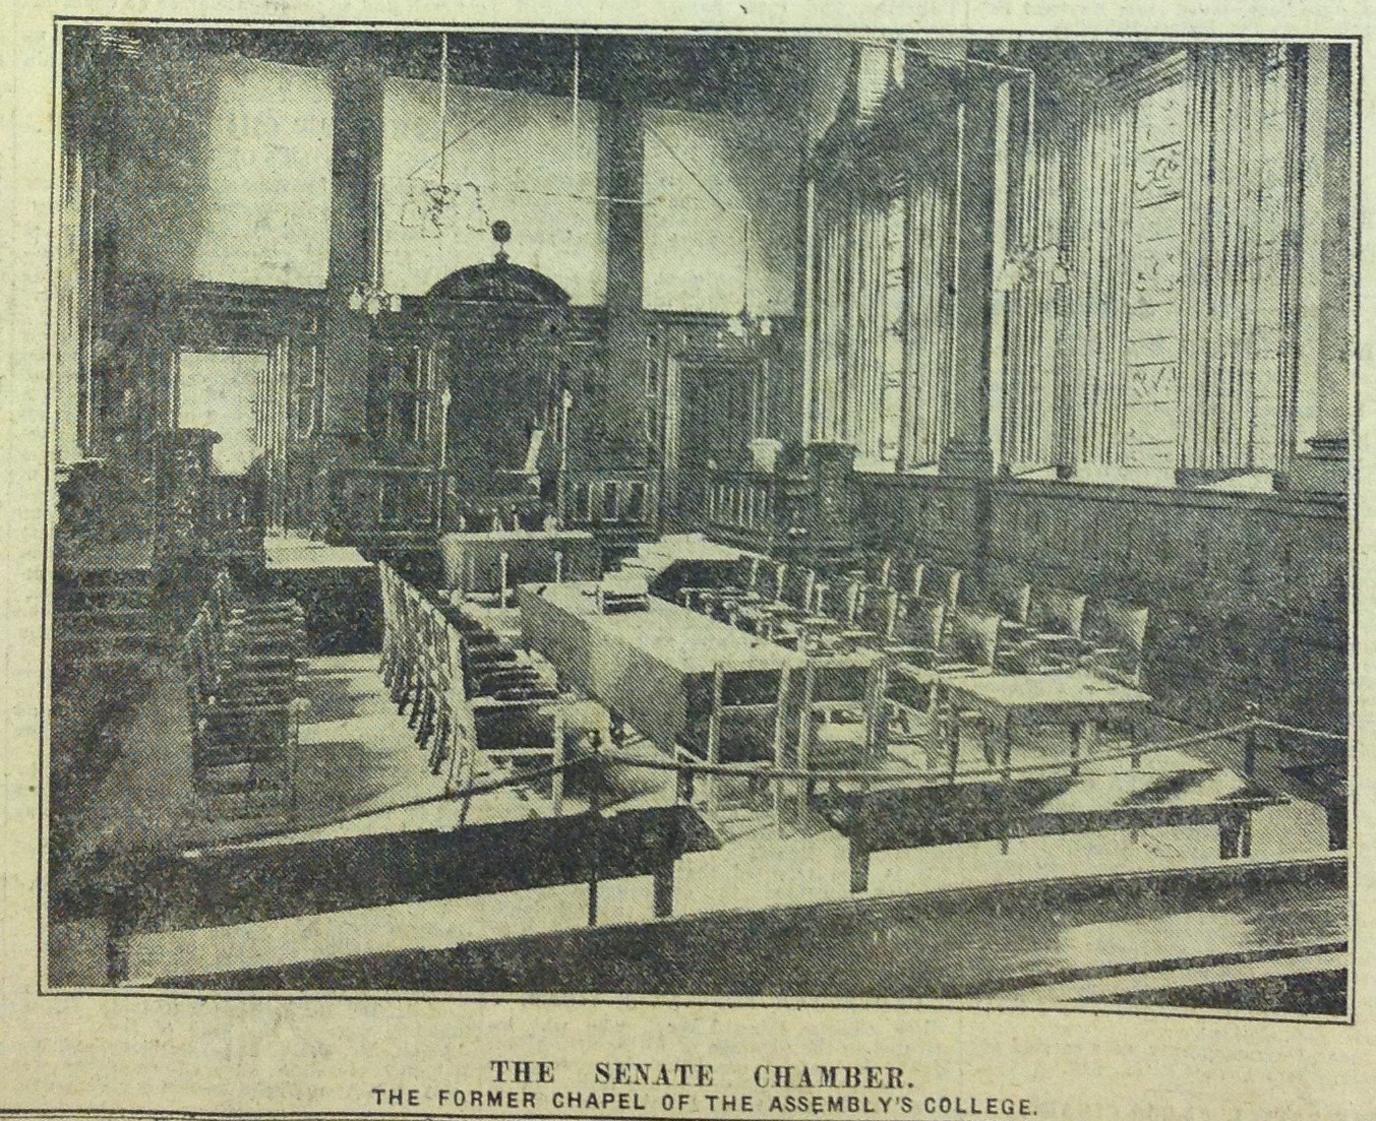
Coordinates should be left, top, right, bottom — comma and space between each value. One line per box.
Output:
440, 530, 599, 595
943, 670, 1152, 776
517, 580, 803, 753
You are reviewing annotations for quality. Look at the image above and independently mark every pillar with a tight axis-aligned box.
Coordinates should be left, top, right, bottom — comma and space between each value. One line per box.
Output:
599, 96, 648, 470
1290, 42, 1353, 494
938, 72, 1000, 481
320, 50, 383, 447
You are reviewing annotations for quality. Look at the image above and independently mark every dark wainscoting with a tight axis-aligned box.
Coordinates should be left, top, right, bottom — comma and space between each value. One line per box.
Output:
854, 473, 1348, 732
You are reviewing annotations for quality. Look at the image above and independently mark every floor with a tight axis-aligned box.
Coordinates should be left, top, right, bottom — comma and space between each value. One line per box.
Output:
45, 634, 1334, 989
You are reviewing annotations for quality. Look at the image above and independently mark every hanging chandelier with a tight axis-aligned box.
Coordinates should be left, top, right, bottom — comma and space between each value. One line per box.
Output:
720, 213, 771, 345
398, 31, 493, 240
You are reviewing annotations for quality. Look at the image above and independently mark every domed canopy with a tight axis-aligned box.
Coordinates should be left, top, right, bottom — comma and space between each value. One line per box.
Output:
423, 259, 570, 306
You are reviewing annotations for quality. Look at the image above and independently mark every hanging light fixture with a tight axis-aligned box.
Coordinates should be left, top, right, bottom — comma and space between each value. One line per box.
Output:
399, 31, 493, 239
721, 213, 771, 345
349, 173, 402, 316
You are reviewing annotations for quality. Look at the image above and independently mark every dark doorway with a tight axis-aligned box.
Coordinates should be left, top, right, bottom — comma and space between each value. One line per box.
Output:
672, 361, 756, 529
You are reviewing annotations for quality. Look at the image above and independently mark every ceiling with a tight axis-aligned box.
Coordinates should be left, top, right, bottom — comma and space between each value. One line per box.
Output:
67, 25, 819, 118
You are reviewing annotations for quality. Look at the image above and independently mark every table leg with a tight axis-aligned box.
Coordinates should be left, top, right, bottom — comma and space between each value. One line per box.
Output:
1069, 721, 1083, 777
1328, 802, 1348, 851
849, 833, 870, 894
1219, 812, 1246, 860
653, 861, 675, 918
1000, 716, 1014, 855
946, 701, 961, 784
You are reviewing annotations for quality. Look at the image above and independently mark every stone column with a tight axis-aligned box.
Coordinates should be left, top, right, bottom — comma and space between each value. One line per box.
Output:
939, 72, 999, 480
599, 97, 648, 470
1290, 42, 1353, 494
320, 50, 383, 448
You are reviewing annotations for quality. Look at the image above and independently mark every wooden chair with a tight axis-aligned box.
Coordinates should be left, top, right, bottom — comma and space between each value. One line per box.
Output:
179, 594, 305, 810
863, 552, 895, 588
1016, 586, 1090, 673
681, 664, 796, 822
888, 604, 1002, 771
1079, 599, 1150, 688
797, 657, 889, 797
892, 558, 927, 600
917, 564, 963, 611
679, 555, 759, 613
984, 572, 1032, 632
712, 557, 785, 621
809, 581, 897, 652
733, 563, 813, 637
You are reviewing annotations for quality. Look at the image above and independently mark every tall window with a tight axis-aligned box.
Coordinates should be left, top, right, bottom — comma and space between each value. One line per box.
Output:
807, 62, 961, 471
290, 339, 321, 438
1003, 45, 1308, 481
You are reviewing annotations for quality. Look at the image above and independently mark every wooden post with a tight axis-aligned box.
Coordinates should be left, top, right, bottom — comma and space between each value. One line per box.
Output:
587, 744, 601, 927
104, 887, 136, 987
706, 663, 724, 825
499, 550, 510, 608
797, 661, 817, 819
946, 684, 961, 784
1000, 715, 1014, 856
1242, 707, 1260, 778
1069, 721, 1082, 777
772, 665, 792, 837
850, 778, 871, 893
868, 659, 889, 763
1327, 801, 1348, 851
1219, 812, 1245, 860
554, 549, 564, 583
653, 862, 675, 918
550, 706, 565, 817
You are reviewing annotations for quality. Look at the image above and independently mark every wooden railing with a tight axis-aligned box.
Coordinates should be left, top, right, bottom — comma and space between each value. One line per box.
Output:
321, 465, 451, 546
206, 473, 266, 560
706, 469, 778, 553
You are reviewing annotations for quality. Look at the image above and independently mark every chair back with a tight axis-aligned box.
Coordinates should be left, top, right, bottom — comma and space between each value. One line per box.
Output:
1030, 586, 1089, 637
854, 583, 897, 639
758, 559, 787, 601
779, 565, 815, 611
894, 558, 926, 600
865, 553, 895, 587
946, 606, 1002, 669
921, 565, 963, 610
1084, 599, 1150, 687
987, 573, 1032, 624
892, 594, 946, 655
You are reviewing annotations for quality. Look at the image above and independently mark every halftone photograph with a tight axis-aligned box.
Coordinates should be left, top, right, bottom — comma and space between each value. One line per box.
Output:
43, 19, 1353, 1017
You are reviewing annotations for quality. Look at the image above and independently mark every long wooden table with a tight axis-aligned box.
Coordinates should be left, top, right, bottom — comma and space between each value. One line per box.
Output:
517, 581, 804, 753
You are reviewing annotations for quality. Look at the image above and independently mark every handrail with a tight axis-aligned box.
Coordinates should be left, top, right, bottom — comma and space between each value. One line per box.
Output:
1255, 720, 1348, 744
189, 707, 1346, 854
598, 721, 1257, 786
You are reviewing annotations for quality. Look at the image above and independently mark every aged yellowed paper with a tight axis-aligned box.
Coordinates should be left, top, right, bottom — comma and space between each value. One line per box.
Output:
0, 0, 1370, 1118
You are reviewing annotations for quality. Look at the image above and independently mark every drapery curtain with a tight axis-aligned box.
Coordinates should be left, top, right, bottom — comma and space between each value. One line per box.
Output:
1001, 116, 1065, 467
810, 182, 889, 459
1177, 45, 1269, 469
809, 167, 957, 466
1063, 98, 1136, 466
54, 129, 93, 465
899, 174, 956, 467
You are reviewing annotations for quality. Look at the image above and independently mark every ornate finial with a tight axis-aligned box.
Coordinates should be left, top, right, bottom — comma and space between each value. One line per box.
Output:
492, 219, 511, 264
